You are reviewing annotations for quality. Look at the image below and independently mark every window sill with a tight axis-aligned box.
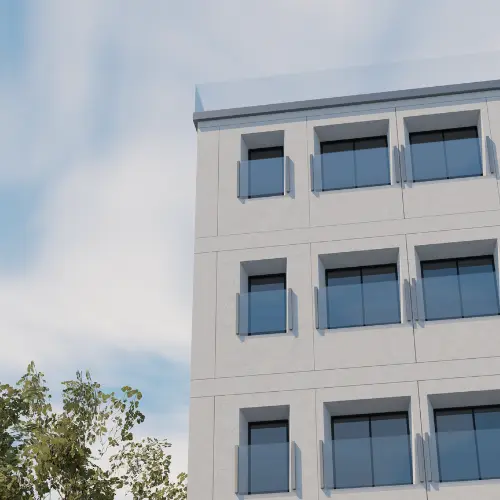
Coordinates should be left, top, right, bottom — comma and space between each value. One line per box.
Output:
316, 182, 393, 194
241, 491, 295, 498
420, 313, 500, 325
239, 330, 290, 339
240, 193, 286, 202
320, 321, 405, 333
324, 482, 421, 493
410, 173, 484, 184
435, 477, 500, 487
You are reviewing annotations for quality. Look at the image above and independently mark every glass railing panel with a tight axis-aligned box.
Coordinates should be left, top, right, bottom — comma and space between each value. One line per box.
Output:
238, 289, 287, 335
323, 436, 412, 489
311, 147, 390, 193
422, 273, 500, 321
316, 285, 400, 329
237, 442, 289, 495
239, 157, 284, 199
437, 428, 500, 482
436, 429, 480, 481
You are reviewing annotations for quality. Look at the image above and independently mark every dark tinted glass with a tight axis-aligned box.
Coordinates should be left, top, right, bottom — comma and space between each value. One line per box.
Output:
249, 421, 288, 445
246, 147, 284, 198
333, 418, 372, 488
410, 131, 447, 181
421, 260, 462, 320
475, 408, 500, 479
326, 265, 400, 328
458, 257, 499, 318
332, 413, 411, 489
321, 136, 389, 190
247, 274, 286, 335
248, 421, 289, 494
422, 257, 499, 321
321, 140, 356, 190
443, 128, 482, 179
371, 415, 412, 486
410, 127, 481, 182
435, 410, 478, 481
354, 137, 390, 187
362, 265, 400, 326
326, 269, 363, 328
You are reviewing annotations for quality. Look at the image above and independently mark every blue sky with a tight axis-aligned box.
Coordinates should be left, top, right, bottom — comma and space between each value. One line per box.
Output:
2, 0, 500, 477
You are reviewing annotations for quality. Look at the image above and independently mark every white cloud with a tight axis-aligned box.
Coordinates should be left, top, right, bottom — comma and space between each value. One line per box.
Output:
3, 0, 500, 478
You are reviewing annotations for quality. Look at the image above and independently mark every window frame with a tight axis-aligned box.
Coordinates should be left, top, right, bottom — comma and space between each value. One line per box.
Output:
325, 263, 401, 329
246, 146, 285, 199
247, 273, 287, 336
331, 411, 412, 489
248, 420, 290, 495
409, 126, 482, 183
319, 135, 390, 191
420, 255, 500, 321
434, 405, 500, 483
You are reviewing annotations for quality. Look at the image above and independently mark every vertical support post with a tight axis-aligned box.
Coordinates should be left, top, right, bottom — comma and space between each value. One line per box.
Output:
400, 145, 407, 183
234, 445, 239, 494
314, 286, 319, 329
487, 136, 497, 175
285, 156, 291, 194
237, 160, 241, 198
412, 278, 420, 322
236, 292, 240, 335
405, 279, 413, 323
319, 440, 325, 489
310, 154, 315, 192
290, 441, 296, 491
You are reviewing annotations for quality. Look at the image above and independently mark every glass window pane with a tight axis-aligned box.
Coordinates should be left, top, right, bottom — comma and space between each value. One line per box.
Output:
321, 141, 356, 190
362, 265, 400, 326
410, 131, 447, 182
458, 257, 499, 318
435, 410, 479, 482
326, 269, 363, 328
249, 275, 286, 293
444, 128, 482, 179
371, 415, 412, 486
248, 422, 289, 495
248, 147, 283, 162
333, 418, 372, 488
354, 137, 390, 188
422, 260, 462, 320
249, 421, 288, 444
248, 275, 286, 335
474, 408, 500, 480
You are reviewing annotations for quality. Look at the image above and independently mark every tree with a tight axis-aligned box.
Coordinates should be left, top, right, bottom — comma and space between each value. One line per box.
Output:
0, 362, 187, 499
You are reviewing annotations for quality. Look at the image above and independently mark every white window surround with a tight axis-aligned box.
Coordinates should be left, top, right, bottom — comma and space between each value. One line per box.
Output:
396, 100, 494, 183
419, 375, 500, 487
316, 382, 425, 488
309, 110, 401, 189
407, 230, 500, 324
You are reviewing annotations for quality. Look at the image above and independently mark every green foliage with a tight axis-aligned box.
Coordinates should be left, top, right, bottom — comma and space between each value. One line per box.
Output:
0, 363, 187, 499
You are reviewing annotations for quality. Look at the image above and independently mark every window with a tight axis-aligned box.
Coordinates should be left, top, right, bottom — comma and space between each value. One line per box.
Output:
325, 265, 400, 328
241, 146, 284, 199
435, 406, 500, 482
246, 274, 286, 335
409, 127, 482, 182
248, 421, 289, 494
421, 256, 499, 321
320, 136, 390, 191
331, 413, 412, 488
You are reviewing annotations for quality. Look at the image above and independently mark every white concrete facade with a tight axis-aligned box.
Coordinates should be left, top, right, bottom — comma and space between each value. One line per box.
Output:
188, 84, 500, 500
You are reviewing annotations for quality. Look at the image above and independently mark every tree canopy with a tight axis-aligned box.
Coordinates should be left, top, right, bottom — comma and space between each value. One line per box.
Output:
0, 362, 187, 499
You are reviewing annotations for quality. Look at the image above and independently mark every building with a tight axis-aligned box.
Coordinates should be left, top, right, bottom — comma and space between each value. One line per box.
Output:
188, 59, 500, 500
